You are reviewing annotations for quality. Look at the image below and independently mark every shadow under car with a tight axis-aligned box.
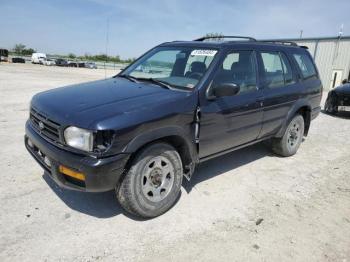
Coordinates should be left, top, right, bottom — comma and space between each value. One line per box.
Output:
43, 142, 272, 219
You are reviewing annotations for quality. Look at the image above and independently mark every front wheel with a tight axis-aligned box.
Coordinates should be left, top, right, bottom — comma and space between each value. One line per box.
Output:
116, 142, 183, 218
272, 114, 305, 157
325, 94, 338, 114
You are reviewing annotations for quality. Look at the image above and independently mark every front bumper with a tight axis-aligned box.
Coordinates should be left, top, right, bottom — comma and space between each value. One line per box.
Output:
337, 94, 350, 107
25, 121, 130, 192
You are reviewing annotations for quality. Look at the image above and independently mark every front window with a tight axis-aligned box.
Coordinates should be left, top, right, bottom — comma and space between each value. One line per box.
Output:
122, 47, 218, 89
210, 50, 257, 95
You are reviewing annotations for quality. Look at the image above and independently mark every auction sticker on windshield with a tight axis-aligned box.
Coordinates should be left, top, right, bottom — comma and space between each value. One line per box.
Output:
190, 50, 217, 56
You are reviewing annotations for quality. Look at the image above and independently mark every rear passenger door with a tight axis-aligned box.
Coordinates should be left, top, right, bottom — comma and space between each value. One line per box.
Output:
257, 50, 301, 138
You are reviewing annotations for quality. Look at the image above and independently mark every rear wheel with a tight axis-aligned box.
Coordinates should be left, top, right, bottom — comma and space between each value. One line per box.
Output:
272, 114, 305, 157
116, 143, 183, 218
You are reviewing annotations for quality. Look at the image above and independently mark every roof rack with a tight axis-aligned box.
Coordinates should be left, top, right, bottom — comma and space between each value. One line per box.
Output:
260, 40, 298, 46
194, 35, 257, 42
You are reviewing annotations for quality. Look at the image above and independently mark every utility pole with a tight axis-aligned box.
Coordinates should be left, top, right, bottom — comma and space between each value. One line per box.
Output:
338, 23, 344, 38
105, 18, 109, 79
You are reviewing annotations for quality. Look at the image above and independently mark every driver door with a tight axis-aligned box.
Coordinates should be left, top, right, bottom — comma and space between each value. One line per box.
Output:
199, 50, 264, 158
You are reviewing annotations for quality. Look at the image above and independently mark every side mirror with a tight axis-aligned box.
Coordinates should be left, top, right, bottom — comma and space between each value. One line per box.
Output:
212, 83, 240, 98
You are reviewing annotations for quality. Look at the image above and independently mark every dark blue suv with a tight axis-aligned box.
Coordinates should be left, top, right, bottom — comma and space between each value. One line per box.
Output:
25, 36, 322, 217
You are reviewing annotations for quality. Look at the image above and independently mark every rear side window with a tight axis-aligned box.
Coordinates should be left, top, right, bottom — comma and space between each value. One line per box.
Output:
261, 52, 296, 88
261, 52, 284, 88
293, 53, 317, 79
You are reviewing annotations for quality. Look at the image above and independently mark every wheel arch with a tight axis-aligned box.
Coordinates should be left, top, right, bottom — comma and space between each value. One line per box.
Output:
276, 100, 312, 137
122, 127, 197, 179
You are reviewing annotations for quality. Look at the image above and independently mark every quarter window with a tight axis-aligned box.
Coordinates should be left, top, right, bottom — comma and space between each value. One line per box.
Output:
293, 53, 317, 79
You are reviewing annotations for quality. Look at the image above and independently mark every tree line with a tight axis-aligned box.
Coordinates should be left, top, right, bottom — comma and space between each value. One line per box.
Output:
10, 43, 135, 63
9, 35, 223, 62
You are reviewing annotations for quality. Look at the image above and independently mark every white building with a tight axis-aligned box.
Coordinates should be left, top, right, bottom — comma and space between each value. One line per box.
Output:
269, 36, 350, 90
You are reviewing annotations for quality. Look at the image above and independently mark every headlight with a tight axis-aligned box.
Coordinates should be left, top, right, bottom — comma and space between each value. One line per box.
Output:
64, 126, 93, 152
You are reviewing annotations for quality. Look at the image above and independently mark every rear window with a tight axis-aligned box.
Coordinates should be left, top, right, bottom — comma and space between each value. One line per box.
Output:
293, 53, 317, 79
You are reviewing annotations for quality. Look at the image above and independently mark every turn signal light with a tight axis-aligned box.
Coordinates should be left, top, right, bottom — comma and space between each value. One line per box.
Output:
59, 165, 85, 181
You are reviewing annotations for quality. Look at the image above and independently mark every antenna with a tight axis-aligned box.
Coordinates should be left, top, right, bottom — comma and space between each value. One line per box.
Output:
333, 23, 344, 65
339, 23, 344, 38
105, 18, 109, 79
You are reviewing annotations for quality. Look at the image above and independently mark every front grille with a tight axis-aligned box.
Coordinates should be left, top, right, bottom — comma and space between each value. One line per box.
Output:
25, 138, 52, 173
339, 95, 350, 106
30, 108, 61, 142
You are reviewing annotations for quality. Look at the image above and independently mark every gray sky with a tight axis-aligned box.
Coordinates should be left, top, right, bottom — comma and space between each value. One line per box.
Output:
1, 0, 349, 58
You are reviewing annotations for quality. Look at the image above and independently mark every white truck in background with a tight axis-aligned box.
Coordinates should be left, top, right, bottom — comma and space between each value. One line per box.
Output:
31, 53, 46, 64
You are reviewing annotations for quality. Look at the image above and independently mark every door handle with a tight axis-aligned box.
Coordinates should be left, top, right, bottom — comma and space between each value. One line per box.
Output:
256, 97, 264, 106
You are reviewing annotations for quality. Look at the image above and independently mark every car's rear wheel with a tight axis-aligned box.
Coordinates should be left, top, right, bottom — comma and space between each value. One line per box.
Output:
272, 114, 305, 157
116, 142, 183, 218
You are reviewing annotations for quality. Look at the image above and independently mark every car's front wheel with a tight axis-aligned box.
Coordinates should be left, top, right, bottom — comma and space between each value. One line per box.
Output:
116, 142, 183, 218
272, 114, 305, 157
325, 94, 338, 114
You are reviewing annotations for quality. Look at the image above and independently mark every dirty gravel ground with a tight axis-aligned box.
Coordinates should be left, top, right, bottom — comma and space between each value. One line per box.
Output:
0, 63, 349, 262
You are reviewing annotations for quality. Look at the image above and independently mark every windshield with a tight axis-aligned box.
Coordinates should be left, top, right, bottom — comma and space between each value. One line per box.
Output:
121, 47, 218, 89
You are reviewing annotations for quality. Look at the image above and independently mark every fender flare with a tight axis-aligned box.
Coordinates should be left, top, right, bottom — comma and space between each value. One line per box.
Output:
123, 126, 196, 158
275, 99, 312, 137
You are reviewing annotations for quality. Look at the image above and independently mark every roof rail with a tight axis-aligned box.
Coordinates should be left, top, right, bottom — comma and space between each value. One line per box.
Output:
194, 36, 257, 42
260, 40, 298, 46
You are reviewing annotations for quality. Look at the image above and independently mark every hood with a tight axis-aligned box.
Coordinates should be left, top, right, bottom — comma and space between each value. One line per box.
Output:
31, 77, 193, 129
334, 83, 350, 95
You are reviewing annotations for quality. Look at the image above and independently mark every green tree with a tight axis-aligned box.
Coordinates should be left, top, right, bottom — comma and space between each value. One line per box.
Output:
13, 43, 26, 54
68, 53, 76, 59
22, 48, 36, 56
71, 52, 133, 64
95, 54, 108, 61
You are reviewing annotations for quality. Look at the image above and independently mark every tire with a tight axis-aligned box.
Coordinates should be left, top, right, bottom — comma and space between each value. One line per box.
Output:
272, 114, 305, 157
116, 142, 183, 218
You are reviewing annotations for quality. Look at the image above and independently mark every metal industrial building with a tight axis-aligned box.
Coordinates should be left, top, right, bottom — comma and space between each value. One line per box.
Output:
269, 36, 350, 90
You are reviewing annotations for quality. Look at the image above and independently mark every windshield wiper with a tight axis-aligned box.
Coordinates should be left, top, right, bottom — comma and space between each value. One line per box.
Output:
117, 75, 174, 89
116, 74, 139, 83
137, 78, 173, 89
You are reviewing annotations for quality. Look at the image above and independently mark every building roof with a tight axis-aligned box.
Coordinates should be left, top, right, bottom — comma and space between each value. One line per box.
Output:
264, 35, 350, 42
